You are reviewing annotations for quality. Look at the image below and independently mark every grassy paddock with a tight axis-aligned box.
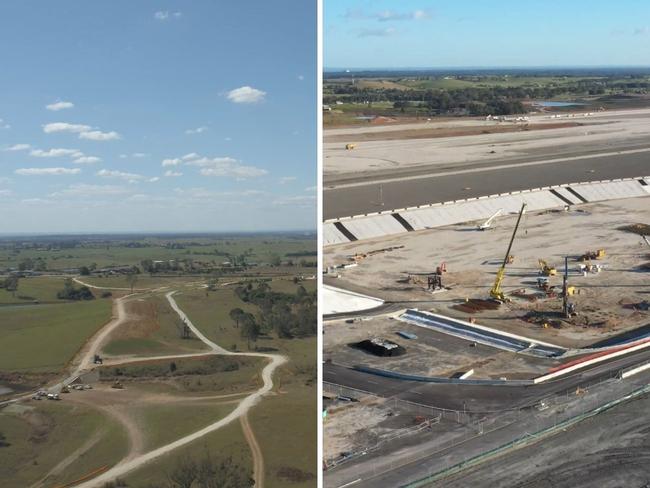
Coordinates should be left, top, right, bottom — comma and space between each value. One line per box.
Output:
0, 298, 112, 372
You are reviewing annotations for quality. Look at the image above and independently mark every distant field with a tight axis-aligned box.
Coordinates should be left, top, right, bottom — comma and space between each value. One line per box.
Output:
0, 298, 112, 372
0, 276, 69, 304
0, 401, 128, 488
0, 235, 316, 271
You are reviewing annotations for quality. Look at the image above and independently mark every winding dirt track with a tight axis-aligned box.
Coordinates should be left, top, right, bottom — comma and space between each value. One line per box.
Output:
69, 289, 286, 488
241, 412, 265, 488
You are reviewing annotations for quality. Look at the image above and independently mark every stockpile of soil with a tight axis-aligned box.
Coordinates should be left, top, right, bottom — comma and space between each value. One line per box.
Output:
350, 338, 406, 357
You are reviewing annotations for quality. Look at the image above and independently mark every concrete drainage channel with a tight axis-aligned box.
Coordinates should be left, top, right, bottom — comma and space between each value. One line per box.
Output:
324, 176, 650, 245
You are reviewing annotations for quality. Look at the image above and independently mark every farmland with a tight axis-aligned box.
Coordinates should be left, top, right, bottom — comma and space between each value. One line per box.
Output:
0, 233, 316, 488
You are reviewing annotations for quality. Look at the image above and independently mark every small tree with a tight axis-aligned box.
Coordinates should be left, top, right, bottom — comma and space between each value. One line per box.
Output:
126, 272, 138, 293
229, 308, 245, 328
240, 313, 260, 350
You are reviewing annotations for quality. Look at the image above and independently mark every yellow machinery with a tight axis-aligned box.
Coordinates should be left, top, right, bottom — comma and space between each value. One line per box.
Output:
579, 249, 605, 261
490, 203, 527, 301
538, 259, 557, 276
345, 143, 356, 150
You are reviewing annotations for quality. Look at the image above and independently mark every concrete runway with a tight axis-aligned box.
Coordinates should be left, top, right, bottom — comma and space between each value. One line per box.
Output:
324, 149, 650, 219
324, 344, 650, 412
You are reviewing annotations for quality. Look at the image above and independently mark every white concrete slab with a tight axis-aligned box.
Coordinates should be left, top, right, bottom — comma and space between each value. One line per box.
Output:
322, 285, 384, 315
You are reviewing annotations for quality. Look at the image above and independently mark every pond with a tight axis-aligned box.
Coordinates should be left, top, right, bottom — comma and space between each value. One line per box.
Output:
534, 100, 586, 107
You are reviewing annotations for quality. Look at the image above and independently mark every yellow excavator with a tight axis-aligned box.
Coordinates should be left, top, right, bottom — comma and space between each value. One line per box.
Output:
490, 203, 527, 301
538, 259, 557, 276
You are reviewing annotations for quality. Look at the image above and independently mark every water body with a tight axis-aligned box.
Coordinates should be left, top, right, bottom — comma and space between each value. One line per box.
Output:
534, 100, 586, 107
0, 385, 14, 395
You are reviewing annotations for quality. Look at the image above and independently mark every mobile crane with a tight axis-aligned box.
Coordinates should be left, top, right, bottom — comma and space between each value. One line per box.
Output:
490, 203, 527, 302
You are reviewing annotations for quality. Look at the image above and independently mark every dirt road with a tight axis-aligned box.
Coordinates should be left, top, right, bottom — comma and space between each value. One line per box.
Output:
71, 290, 287, 487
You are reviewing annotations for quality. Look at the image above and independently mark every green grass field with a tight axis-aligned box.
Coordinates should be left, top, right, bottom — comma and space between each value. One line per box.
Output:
0, 298, 112, 372
0, 401, 129, 488
124, 421, 252, 487
102, 294, 210, 357
0, 235, 316, 271
135, 402, 238, 451
0, 276, 70, 304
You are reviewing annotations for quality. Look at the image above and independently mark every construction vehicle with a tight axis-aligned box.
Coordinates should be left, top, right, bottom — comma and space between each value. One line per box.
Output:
538, 259, 557, 276
579, 249, 605, 261
345, 143, 356, 150
477, 208, 503, 231
490, 203, 527, 301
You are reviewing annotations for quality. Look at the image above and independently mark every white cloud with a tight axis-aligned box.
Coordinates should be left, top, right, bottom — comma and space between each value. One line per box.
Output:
4, 144, 31, 151
30, 148, 83, 158
154, 10, 181, 20
304, 186, 317, 192
0, 189, 12, 197
358, 27, 397, 38
272, 195, 316, 206
182, 152, 200, 161
345, 8, 431, 22
0, 119, 10, 129
185, 156, 268, 179
164, 170, 183, 177
46, 101, 74, 111
97, 169, 145, 183
185, 126, 208, 135
279, 176, 297, 184
51, 183, 130, 197
298, 75, 305, 81
120, 152, 149, 159
15, 167, 81, 176
162, 158, 182, 167
74, 156, 102, 164
226, 86, 266, 104
43, 122, 91, 134
22, 198, 53, 205
148, 177, 160, 182
79, 130, 121, 141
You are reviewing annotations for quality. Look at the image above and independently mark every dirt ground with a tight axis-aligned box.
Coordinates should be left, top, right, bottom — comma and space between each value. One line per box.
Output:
324, 197, 650, 349
324, 108, 650, 177
323, 396, 426, 462
324, 316, 556, 379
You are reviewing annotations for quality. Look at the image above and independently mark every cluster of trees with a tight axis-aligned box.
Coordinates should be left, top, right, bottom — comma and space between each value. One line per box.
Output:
324, 76, 650, 117
0, 275, 19, 295
232, 282, 317, 341
17, 257, 47, 271
57, 279, 94, 300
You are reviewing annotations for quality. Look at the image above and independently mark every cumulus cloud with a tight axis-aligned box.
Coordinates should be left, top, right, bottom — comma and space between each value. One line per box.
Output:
154, 10, 181, 20
226, 86, 266, 104
162, 158, 182, 167
79, 130, 121, 141
97, 169, 145, 183
344, 8, 431, 22
43, 122, 91, 134
0, 118, 10, 129
74, 156, 102, 164
120, 152, 149, 159
634, 26, 649, 36
185, 126, 208, 135
30, 148, 83, 158
15, 167, 81, 176
148, 177, 160, 182
164, 170, 183, 177
4, 143, 31, 151
46, 101, 74, 111
279, 176, 297, 184
43, 122, 121, 141
185, 156, 268, 179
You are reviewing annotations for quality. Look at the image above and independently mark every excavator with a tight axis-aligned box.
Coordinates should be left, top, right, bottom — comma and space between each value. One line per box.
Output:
538, 259, 557, 276
490, 203, 527, 302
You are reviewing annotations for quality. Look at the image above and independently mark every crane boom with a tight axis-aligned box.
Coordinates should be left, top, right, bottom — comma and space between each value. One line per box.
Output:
490, 203, 527, 301
478, 208, 504, 230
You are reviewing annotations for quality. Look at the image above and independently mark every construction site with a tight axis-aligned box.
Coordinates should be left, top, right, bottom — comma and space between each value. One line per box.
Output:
323, 175, 650, 486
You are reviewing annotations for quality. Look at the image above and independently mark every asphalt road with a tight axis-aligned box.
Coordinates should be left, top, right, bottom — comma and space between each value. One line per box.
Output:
323, 149, 650, 219
324, 343, 650, 412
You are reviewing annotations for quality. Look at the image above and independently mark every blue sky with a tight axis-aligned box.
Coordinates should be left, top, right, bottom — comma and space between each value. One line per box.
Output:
0, 1, 316, 234
325, 0, 650, 68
